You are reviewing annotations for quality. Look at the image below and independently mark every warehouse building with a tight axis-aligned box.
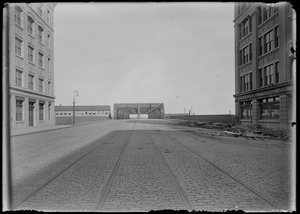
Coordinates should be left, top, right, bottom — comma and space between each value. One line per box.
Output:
233, 2, 296, 130
55, 105, 111, 125
8, 3, 57, 130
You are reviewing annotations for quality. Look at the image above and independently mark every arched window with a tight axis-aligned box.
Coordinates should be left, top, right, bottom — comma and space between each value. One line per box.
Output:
28, 16, 34, 35
38, 25, 44, 43
15, 6, 23, 26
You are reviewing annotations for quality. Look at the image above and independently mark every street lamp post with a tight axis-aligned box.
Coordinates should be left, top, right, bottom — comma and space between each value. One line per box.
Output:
72, 90, 79, 126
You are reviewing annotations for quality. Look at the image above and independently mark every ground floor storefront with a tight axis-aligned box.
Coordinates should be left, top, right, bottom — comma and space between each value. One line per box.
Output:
234, 82, 295, 131
10, 88, 55, 130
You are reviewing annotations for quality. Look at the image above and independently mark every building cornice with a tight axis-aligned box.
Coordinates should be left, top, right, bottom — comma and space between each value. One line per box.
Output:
10, 85, 56, 100
233, 81, 293, 99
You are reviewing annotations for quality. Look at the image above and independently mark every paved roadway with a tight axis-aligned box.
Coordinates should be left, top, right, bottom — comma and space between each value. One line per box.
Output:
10, 119, 294, 212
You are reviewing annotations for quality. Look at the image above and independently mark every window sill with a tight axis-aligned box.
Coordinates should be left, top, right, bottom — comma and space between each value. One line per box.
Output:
15, 23, 23, 30
15, 54, 24, 60
16, 121, 25, 123
28, 33, 35, 39
28, 61, 35, 66
258, 48, 279, 59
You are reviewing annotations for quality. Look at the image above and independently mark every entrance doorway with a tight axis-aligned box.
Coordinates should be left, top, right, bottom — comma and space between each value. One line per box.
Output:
29, 101, 35, 126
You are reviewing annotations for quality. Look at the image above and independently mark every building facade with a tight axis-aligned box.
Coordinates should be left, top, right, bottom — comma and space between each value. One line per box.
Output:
233, 2, 296, 130
55, 105, 111, 125
8, 3, 57, 130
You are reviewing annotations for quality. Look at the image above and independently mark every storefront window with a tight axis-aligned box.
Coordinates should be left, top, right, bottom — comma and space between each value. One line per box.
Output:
259, 97, 280, 119
240, 101, 252, 120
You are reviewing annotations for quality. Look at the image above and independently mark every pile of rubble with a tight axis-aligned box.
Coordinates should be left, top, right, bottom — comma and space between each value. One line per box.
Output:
178, 120, 290, 141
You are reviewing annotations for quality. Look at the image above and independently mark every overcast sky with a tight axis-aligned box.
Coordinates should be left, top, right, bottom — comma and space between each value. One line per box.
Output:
54, 2, 235, 114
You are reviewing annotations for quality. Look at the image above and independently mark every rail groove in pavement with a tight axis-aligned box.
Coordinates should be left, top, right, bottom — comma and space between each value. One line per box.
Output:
95, 121, 136, 211
158, 129, 281, 210
12, 128, 129, 210
144, 125, 194, 211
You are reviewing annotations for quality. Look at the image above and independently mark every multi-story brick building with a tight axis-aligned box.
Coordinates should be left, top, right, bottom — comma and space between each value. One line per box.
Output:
8, 3, 57, 130
233, 2, 296, 130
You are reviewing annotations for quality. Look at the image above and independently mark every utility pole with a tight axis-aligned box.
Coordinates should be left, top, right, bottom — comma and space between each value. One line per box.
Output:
72, 90, 78, 126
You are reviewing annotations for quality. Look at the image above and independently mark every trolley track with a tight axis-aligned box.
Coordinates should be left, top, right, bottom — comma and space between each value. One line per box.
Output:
154, 128, 281, 210
144, 125, 194, 211
13, 122, 137, 211
95, 122, 136, 211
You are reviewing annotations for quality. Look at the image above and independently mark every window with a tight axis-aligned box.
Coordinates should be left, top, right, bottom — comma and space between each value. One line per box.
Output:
28, 74, 34, 90
16, 99, 24, 121
38, 26, 44, 43
249, 44, 252, 61
28, 46, 34, 63
243, 19, 249, 36
15, 6, 22, 26
240, 76, 243, 92
47, 33, 51, 48
240, 44, 252, 65
38, 52, 44, 68
275, 61, 279, 83
259, 97, 280, 119
46, 9, 51, 23
240, 101, 252, 120
258, 6, 262, 25
249, 72, 252, 90
264, 30, 273, 53
259, 68, 264, 87
39, 102, 44, 120
48, 103, 51, 120
264, 64, 274, 86
15, 37, 22, 56
240, 17, 252, 39
258, 37, 263, 56
38, 78, 43, 92
28, 16, 34, 35
263, 6, 273, 21
244, 74, 248, 91
38, 5, 43, 17
15, 69, 22, 86
274, 26, 279, 48
240, 73, 252, 92
239, 50, 243, 65
48, 81, 51, 94
47, 58, 51, 71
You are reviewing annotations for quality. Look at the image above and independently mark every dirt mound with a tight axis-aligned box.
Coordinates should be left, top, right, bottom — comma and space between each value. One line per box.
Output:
177, 120, 290, 141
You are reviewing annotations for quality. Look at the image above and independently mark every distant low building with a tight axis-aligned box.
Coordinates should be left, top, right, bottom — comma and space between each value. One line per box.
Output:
55, 105, 111, 125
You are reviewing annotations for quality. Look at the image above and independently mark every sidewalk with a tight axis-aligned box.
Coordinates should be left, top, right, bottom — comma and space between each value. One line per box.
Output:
10, 124, 72, 137
10, 120, 109, 137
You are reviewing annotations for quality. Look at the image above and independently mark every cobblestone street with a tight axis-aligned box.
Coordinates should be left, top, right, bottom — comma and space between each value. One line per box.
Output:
10, 119, 294, 212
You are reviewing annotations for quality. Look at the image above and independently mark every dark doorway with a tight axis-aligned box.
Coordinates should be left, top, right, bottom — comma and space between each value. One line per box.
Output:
29, 101, 35, 126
